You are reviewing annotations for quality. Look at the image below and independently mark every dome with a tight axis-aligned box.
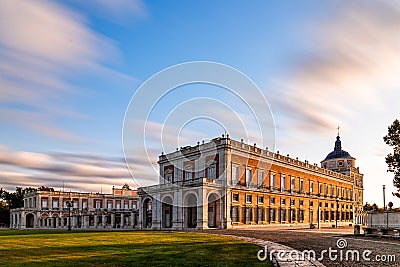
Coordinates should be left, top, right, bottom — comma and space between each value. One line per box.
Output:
322, 135, 354, 161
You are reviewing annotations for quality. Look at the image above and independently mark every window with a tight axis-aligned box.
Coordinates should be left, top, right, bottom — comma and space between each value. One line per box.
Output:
184, 166, 193, 181
290, 199, 295, 206
280, 209, 286, 222
270, 173, 276, 189
207, 162, 216, 178
300, 179, 304, 192
232, 165, 239, 185
107, 202, 112, 209
299, 210, 305, 221
96, 201, 101, 209
270, 197, 275, 204
73, 201, 78, 209
270, 208, 276, 222
300, 200, 304, 206
318, 183, 322, 194
325, 184, 329, 195
258, 208, 265, 221
332, 186, 335, 196
310, 181, 314, 194
257, 170, 264, 187
83, 201, 87, 209
337, 187, 340, 197
246, 168, 252, 186
341, 188, 345, 198
116, 202, 121, 210
246, 207, 252, 222
232, 193, 239, 202
165, 169, 173, 183
281, 174, 286, 192
325, 203, 329, 208
290, 177, 296, 192
258, 196, 264, 204
246, 194, 252, 203
281, 198, 286, 205
310, 201, 313, 207
124, 203, 129, 210
291, 209, 296, 222
41, 199, 47, 209
52, 200, 58, 209
232, 206, 239, 222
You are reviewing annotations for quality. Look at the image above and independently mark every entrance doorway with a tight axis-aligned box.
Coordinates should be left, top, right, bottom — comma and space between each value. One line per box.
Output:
26, 214, 34, 228
185, 193, 197, 228
162, 196, 173, 228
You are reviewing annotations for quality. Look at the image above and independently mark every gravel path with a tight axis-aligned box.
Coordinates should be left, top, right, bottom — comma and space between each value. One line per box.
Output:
202, 226, 400, 267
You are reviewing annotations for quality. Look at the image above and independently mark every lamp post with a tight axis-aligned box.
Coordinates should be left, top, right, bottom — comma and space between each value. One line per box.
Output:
383, 185, 386, 210
66, 199, 74, 231
335, 198, 339, 228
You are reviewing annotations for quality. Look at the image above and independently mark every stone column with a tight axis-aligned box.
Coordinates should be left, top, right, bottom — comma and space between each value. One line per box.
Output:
102, 214, 106, 228
173, 191, 183, 230
225, 191, 232, 229
130, 213, 135, 228
152, 197, 161, 230
94, 215, 98, 228
120, 214, 125, 228
199, 188, 208, 229
111, 213, 115, 228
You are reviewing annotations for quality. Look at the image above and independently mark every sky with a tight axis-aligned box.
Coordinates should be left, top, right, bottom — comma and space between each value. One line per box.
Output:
0, 0, 400, 207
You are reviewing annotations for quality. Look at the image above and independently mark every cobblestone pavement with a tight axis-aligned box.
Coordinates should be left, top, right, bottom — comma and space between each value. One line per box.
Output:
202, 226, 400, 267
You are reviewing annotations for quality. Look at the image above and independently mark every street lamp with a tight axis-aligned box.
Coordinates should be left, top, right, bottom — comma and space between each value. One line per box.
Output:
383, 185, 386, 210
335, 198, 339, 228
66, 199, 74, 231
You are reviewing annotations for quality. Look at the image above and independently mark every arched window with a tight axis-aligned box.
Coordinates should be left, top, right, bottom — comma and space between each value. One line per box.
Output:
165, 169, 173, 183
207, 161, 216, 178
184, 165, 193, 181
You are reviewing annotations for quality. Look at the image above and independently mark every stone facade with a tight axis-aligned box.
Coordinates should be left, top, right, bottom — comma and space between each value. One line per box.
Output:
139, 134, 364, 230
10, 186, 139, 229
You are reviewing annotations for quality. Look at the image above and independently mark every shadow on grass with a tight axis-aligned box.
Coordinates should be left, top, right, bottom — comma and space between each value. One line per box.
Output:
0, 231, 272, 266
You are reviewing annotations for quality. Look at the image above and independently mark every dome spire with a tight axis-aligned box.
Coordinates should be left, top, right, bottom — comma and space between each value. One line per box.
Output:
335, 126, 341, 151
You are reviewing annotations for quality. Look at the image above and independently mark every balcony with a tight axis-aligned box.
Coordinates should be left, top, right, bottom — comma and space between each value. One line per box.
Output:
141, 177, 223, 194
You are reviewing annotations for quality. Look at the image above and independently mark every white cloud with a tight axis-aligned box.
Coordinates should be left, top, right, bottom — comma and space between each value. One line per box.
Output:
271, 0, 400, 135
0, 145, 139, 192
0, 0, 136, 141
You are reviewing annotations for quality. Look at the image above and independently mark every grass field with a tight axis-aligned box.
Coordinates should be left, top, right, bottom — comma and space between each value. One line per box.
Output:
0, 230, 272, 266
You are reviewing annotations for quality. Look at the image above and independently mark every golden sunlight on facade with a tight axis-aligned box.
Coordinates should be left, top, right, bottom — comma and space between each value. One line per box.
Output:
139, 134, 364, 230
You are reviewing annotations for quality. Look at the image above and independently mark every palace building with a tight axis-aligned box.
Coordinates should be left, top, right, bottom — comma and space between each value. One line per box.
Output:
10, 185, 139, 229
138, 134, 364, 230
10, 134, 364, 230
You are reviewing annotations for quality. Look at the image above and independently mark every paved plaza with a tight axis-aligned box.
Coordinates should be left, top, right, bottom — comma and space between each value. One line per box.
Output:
204, 226, 400, 266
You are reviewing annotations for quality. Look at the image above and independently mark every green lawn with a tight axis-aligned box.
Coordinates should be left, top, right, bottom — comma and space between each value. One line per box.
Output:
0, 230, 272, 266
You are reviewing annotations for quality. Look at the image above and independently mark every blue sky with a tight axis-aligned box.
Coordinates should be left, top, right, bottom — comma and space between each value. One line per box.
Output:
1, 0, 400, 207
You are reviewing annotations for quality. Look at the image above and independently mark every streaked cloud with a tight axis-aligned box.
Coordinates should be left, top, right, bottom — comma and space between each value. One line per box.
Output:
0, 0, 137, 141
0, 145, 140, 193
271, 0, 400, 135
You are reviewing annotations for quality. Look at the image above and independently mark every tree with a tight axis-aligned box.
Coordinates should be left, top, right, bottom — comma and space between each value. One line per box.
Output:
383, 119, 400, 198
